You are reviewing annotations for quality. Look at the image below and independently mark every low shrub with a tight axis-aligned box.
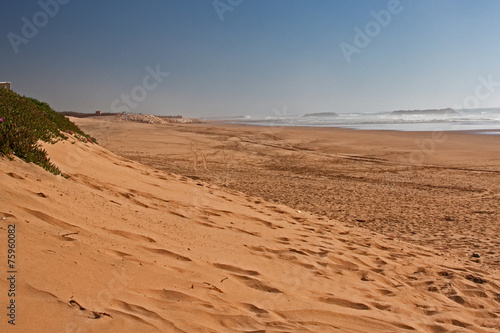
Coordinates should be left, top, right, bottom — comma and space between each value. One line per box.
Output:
0, 88, 97, 175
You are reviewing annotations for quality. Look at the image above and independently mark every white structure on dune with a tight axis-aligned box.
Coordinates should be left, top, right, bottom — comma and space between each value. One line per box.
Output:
0, 82, 11, 90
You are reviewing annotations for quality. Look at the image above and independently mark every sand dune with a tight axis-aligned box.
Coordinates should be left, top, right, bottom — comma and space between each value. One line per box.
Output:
1, 132, 499, 332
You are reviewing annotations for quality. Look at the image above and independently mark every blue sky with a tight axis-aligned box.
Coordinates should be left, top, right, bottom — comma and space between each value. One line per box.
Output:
2, 0, 500, 117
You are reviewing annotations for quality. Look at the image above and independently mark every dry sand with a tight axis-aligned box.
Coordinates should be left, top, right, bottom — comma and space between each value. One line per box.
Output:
78, 117, 500, 269
0, 117, 499, 332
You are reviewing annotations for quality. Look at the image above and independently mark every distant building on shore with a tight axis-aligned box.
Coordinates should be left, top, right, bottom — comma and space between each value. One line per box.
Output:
0, 82, 11, 90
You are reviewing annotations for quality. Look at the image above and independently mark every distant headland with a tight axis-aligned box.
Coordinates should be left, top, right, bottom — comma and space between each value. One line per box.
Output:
392, 108, 458, 115
59, 111, 201, 124
302, 112, 339, 117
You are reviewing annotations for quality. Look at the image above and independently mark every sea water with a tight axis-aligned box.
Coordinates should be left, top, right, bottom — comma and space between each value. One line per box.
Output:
220, 108, 500, 133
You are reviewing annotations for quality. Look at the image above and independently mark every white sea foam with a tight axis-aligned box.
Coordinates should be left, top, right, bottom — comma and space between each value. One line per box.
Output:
225, 108, 500, 132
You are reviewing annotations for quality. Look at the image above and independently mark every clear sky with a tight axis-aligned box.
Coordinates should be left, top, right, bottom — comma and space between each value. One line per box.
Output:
2, 1, 500, 117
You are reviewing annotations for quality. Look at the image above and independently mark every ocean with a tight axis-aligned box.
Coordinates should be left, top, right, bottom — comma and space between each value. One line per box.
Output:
218, 108, 500, 133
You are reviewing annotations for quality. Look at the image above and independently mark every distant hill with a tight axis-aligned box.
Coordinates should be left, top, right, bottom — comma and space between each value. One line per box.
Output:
60, 112, 201, 124
59, 111, 120, 118
392, 108, 458, 115
302, 112, 339, 117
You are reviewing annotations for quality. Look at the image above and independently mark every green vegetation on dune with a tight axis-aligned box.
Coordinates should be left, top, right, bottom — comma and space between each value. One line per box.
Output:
0, 88, 97, 175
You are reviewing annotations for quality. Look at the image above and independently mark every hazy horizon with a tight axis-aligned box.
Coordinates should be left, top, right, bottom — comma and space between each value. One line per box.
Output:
2, 1, 500, 118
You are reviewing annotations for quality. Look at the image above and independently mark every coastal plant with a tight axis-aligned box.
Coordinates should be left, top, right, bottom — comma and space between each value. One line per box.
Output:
0, 87, 96, 175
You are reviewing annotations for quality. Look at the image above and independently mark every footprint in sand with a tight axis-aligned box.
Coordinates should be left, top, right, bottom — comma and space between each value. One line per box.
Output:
319, 295, 371, 310
7, 172, 25, 179
151, 289, 207, 304
214, 263, 261, 277
231, 274, 282, 293
239, 303, 269, 315
104, 228, 156, 243
141, 246, 191, 262
23, 208, 79, 230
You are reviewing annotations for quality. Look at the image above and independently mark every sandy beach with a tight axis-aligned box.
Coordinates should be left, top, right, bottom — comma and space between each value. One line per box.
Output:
1, 116, 499, 332
78, 117, 500, 269
4, 1, 500, 331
